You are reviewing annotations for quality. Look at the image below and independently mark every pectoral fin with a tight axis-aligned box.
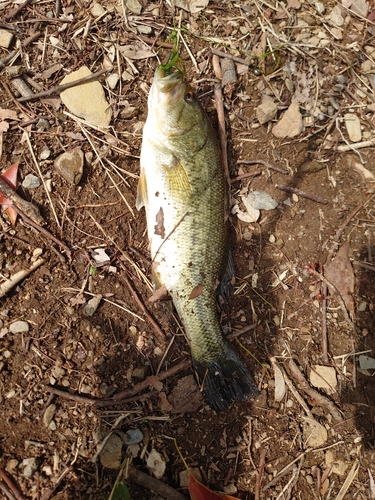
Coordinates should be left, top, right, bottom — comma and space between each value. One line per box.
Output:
136, 168, 148, 210
163, 158, 192, 200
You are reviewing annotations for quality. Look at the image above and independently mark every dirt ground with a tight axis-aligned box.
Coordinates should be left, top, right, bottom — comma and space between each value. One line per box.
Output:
0, 0, 375, 499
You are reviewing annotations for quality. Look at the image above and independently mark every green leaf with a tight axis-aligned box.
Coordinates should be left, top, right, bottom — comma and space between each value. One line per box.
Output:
111, 481, 130, 500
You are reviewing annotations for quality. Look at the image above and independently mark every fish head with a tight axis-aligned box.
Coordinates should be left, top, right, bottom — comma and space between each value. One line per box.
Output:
148, 67, 207, 141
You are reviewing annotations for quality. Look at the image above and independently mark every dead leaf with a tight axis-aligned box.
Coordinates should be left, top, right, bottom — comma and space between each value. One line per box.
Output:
324, 241, 355, 317
148, 284, 168, 303
0, 108, 18, 121
272, 361, 286, 402
0, 162, 19, 225
147, 375, 163, 392
309, 365, 337, 394
158, 391, 173, 412
189, 284, 204, 299
189, 474, 240, 500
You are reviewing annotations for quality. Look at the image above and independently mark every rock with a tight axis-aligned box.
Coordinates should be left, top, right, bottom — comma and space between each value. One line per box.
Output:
303, 417, 327, 448
54, 147, 84, 185
43, 404, 56, 427
99, 433, 123, 468
9, 321, 29, 334
309, 365, 337, 394
256, 96, 278, 124
126, 0, 142, 14
91, 2, 105, 17
350, 0, 368, 17
344, 113, 362, 142
120, 106, 137, 119
315, 1, 325, 14
22, 457, 38, 478
22, 174, 41, 189
361, 60, 372, 72
51, 366, 65, 379
168, 375, 204, 413
124, 428, 144, 445
106, 73, 120, 90
132, 366, 148, 380
83, 294, 102, 316
272, 101, 304, 138
0, 29, 14, 49
60, 66, 112, 127
329, 6, 344, 27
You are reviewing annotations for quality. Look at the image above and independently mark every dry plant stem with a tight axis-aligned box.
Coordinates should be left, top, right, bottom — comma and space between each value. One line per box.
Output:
12, 205, 72, 260
122, 273, 165, 341
213, 84, 230, 187
275, 184, 328, 204
336, 139, 375, 152
263, 450, 310, 491
326, 203, 363, 263
0, 469, 25, 500
113, 359, 191, 401
17, 68, 110, 102
237, 159, 288, 175
306, 265, 355, 333
335, 459, 359, 500
321, 282, 329, 364
1, 82, 34, 119
254, 448, 267, 500
230, 171, 261, 184
0, 50, 17, 69
0, 178, 44, 224
0, 482, 16, 500
0, 258, 45, 298
128, 467, 188, 500
287, 359, 343, 422
4, 0, 32, 20
211, 48, 252, 66
278, 363, 313, 418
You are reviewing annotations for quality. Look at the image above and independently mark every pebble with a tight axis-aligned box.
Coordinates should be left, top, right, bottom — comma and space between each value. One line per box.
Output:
256, 96, 278, 124
54, 147, 84, 185
9, 320, 29, 334
120, 106, 137, 119
329, 6, 344, 27
83, 294, 102, 317
43, 404, 56, 427
126, 0, 142, 14
350, 0, 368, 17
51, 366, 65, 379
22, 457, 38, 478
344, 113, 362, 142
91, 1, 105, 16
100, 433, 123, 468
106, 73, 120, 90
361, 60, 372, 72
272, 101, 304, 138
60, 66, 112, 127
315, 1, 325, 14
0, 29, 14, 49
22, 174, 41, 189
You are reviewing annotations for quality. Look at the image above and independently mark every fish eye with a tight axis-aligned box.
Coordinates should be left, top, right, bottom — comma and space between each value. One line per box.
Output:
184, 91, 195, 103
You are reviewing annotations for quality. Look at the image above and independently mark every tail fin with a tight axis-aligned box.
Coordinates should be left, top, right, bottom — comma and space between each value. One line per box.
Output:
193, 345, 259, 411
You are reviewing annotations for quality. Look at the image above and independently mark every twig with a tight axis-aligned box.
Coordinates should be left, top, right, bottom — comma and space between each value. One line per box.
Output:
112, 359, 191, 401
336, 139, 375, 152
275, 184, 328, 204
17, 68, 110, 102
0, 469, 25, 500
263, 450, 310, 491
0, 258, 45, 298
287, 359, 343, 422
211, 48, 253, 66
0, 50, 17, 70
0, 482, 16, 500
0, 178, 43, 225
214, 83, 230, 188
4, 0, 33, 20
230, 171, 261, 184
227, 323, 257, 339
334, 459, 359, 500
237, 159, 288, 175
325, 203, 363, 263
12, 205, 71, 260
121, 272, 166, 341
128, 467, 188, 500
321, 283, 329, 364
254, 448, 267, 500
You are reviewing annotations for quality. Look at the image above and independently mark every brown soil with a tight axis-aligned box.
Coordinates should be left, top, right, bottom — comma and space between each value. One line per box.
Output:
0, 1, 375, 499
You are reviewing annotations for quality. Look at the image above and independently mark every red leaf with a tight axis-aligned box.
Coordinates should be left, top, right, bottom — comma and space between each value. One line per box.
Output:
0, 162, 19, 225
188, 474, 240, 500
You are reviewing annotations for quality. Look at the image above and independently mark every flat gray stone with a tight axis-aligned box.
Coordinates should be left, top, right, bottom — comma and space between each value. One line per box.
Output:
22, 174, 41, 189
351, 0, 368, 17
272, 101, 304, 138
329, 6, 344, 26
54, 147, 84, 185
60, 66, 111, 127
9, 320, 29, 333
344, 113, 362, 142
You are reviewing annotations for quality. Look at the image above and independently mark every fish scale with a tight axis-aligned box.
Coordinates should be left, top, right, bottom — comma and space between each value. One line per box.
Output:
137, 67, 259, 411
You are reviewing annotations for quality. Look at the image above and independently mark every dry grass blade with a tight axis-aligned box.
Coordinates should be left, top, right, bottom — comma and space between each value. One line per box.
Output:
334, 459, 359, 500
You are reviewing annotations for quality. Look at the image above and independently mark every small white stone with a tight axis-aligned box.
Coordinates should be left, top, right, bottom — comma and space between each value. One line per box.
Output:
0, 29, 14, 49
344, 113, 362, 142
9, 321, 29, 334
329, 6, 344, 27
91, 2, 105, 17
106, 73, 120, 90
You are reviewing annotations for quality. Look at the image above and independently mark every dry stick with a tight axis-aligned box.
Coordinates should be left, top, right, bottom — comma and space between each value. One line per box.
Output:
238, 159, 289, 175
128, 467, 188, 500
321, 283, 329, 364
0, 469, 25, 500
325, 203, 363, 263
113, 359, 191, 401
0, 482, 16, 500
275, 184, 328, 204
0, 177, 43, 225
211, 48, 253, 66
0, 258, 45, 298
12, 205, 71, 260
214, 83, 230, 188
0, 50, 17, 70
254, 448, 267, 500
230, 170, 261, 184
4, 0, 33, 20
17, 68, 110, 102
287, 359, 343, 422
121, 272, 165, 341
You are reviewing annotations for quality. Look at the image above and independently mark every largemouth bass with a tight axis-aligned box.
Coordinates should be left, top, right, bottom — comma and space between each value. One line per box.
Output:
137, 67, 259, 411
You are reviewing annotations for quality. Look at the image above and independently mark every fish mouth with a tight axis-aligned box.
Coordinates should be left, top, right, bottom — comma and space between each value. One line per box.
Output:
154, 67, 184, 104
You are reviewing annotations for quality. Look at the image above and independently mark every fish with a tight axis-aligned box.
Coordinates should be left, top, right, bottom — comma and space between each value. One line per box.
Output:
136, 66, 259, 411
